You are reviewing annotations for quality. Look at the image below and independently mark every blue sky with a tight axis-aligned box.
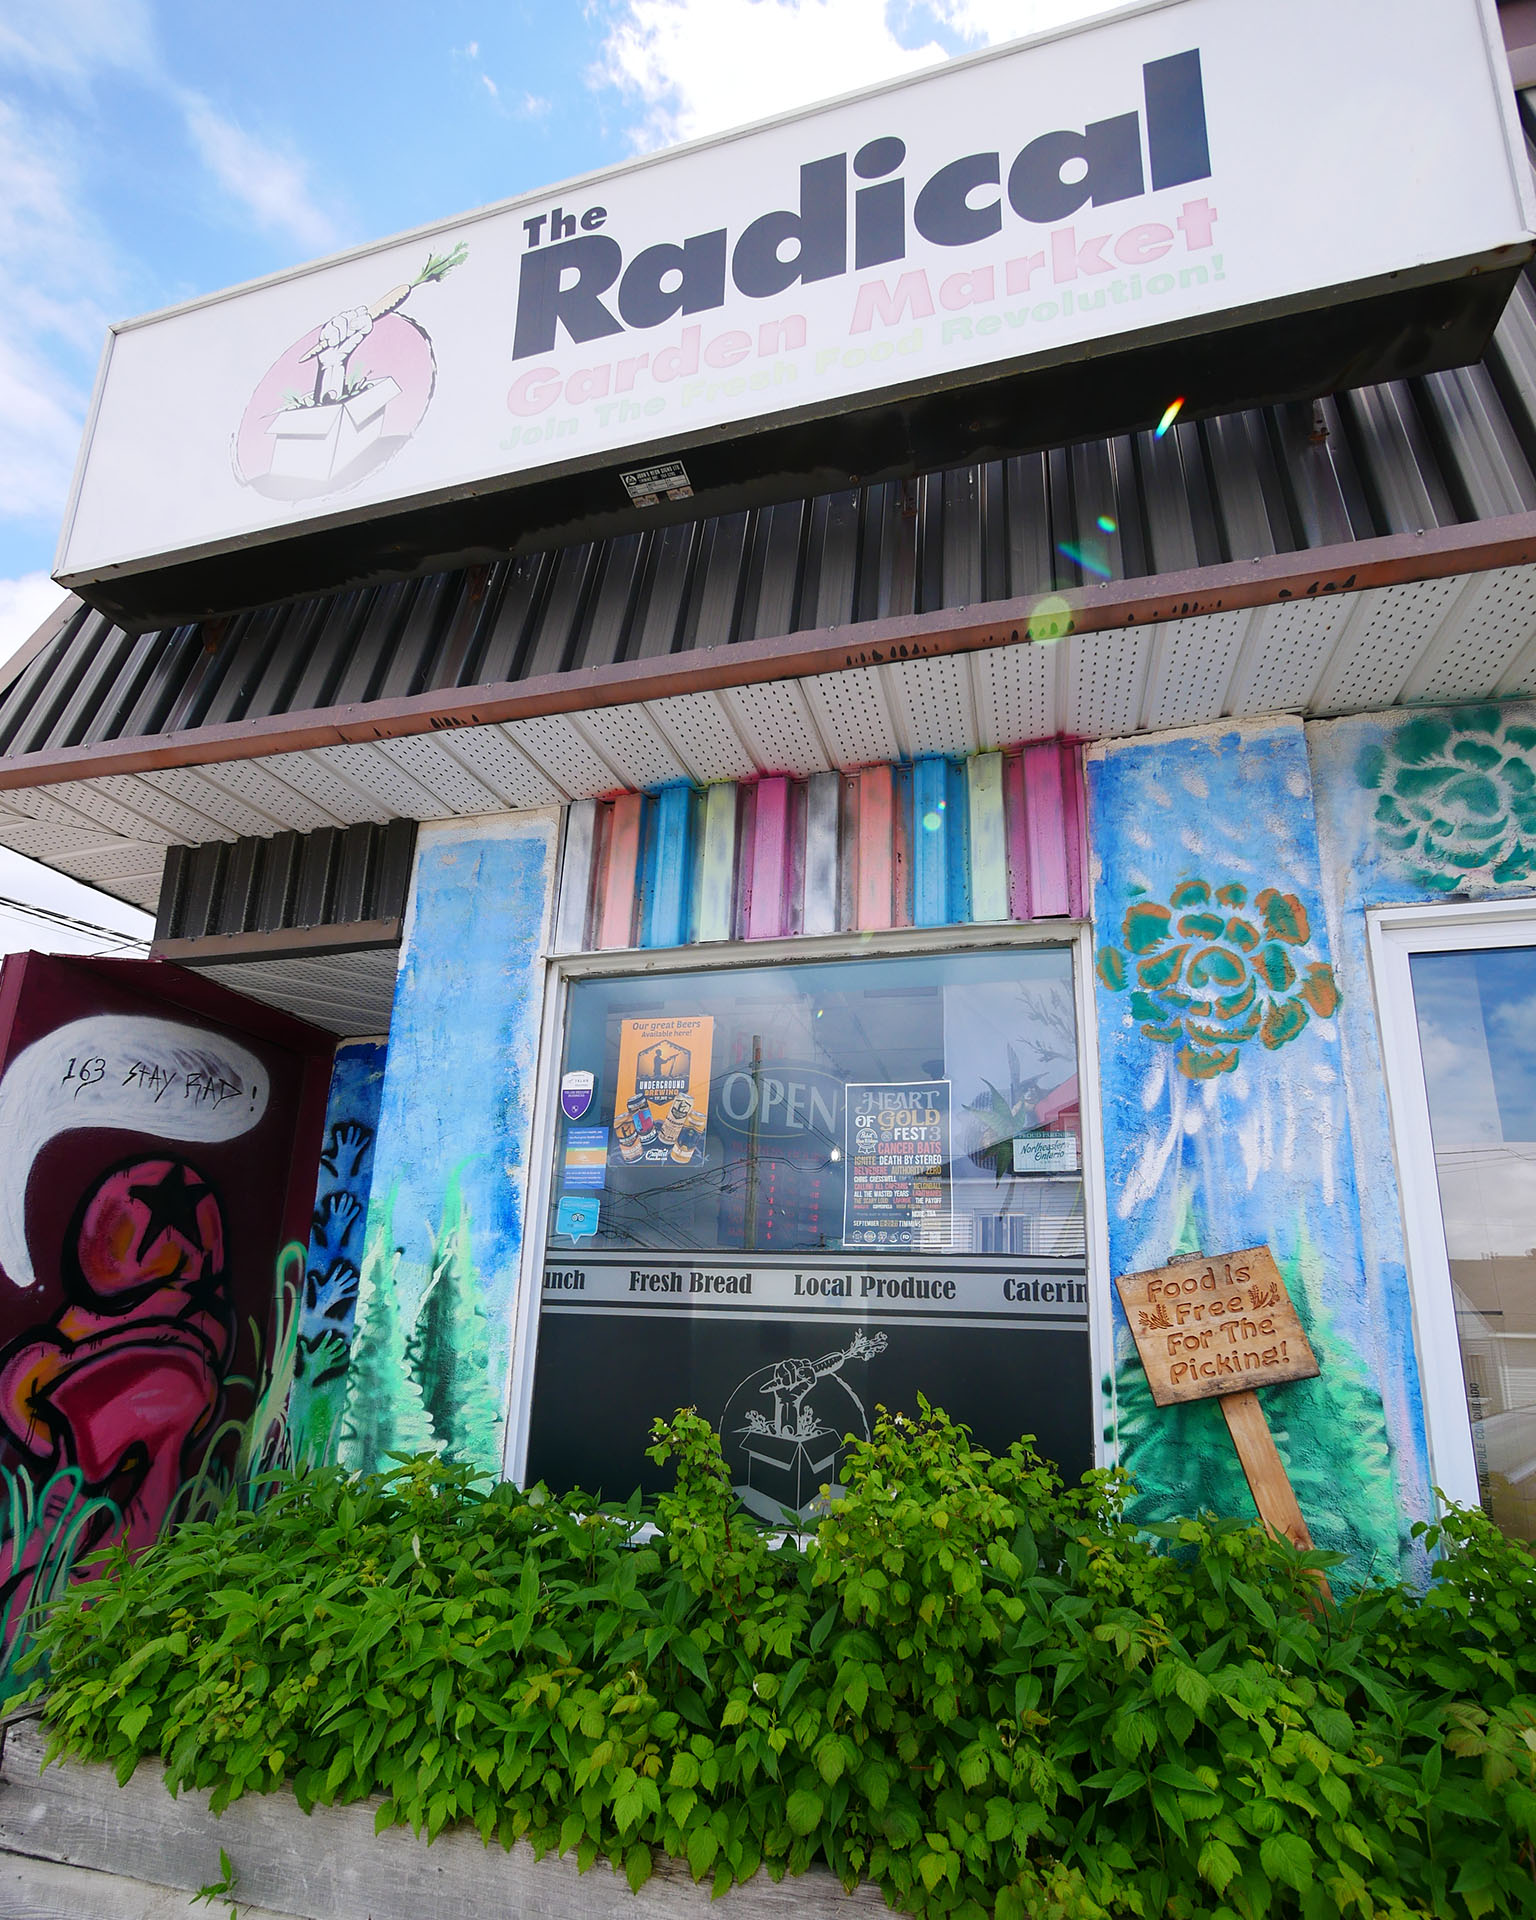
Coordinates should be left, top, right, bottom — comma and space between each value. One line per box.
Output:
0, 0, 1106, 943
0, 0, 1108, 650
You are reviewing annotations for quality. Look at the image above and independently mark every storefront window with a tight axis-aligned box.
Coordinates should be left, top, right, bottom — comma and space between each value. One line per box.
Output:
1409, 947, 1536, 1542
527, 946, 1092, 1515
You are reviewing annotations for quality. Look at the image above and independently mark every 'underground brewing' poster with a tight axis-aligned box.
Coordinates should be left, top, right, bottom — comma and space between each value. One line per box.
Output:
609, 1016, 714, 1170
843, 1080, 951, 1248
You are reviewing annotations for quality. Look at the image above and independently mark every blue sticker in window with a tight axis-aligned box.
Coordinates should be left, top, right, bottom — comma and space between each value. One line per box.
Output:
563, 1125, 609, 1190
555, 1193, 600, 1241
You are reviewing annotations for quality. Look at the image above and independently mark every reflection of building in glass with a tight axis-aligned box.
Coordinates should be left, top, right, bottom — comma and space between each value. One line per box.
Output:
1409, 950, 1536, 1545
1448, 1238, 1536, 1539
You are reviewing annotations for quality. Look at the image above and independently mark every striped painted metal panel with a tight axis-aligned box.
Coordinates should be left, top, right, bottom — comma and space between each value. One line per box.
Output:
552, 743, 1085, 954
745, 774, 791, 941
640, 782, 693, 950
595, 791, 643, 950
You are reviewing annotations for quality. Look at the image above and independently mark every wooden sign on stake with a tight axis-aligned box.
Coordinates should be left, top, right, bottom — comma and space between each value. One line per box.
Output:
1114, 1247, 1324, 1568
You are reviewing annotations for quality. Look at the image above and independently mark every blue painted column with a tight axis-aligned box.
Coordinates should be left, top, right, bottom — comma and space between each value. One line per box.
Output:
339, 810, 560, 1479
1088, 718, 1414, 1582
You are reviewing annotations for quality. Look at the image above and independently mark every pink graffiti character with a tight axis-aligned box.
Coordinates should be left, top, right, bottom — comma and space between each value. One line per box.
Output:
0, 1157, 233, 1573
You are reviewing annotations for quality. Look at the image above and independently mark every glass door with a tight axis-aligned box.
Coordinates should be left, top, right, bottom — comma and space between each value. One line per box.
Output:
1407, 946, 1536, 1539
1375, 907, 1536, 1540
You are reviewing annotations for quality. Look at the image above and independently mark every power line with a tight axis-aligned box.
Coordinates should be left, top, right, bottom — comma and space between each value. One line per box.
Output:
0, 892, 151, 949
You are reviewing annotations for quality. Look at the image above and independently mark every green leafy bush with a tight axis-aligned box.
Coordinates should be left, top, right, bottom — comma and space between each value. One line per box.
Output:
26, 1403, 1536, 1919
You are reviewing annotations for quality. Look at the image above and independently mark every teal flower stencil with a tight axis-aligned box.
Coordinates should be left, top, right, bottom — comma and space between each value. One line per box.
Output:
1359, 706, 1536, 891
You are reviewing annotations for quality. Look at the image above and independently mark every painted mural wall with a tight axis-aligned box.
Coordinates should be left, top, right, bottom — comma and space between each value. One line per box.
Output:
1308, 697, 1536, 1550
287, 1039, 387, 1468
1088, 718, 1414, 1585
338, 812, 559, 1480
310, 711, 1536, 1570
0, 954, 330, 1696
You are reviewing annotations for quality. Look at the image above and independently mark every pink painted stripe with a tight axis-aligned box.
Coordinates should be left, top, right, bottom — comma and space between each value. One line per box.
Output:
890, 769, 911, 928
1022, 742, 1070, 918
746, 775, 791, 939
856, 764, 895, 930
1004, 749, 1030, 923
1061, 743, 1088, 918
597, 791, 643, 948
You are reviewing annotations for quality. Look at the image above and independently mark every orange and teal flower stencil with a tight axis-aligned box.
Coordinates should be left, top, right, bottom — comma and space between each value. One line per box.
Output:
1095, 879, 1340, 1080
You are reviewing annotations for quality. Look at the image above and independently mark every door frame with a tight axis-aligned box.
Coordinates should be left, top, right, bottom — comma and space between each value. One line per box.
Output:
1368, 895, 1536, 1512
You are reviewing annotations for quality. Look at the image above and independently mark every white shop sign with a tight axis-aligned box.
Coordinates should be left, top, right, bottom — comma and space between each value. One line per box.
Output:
57, 0, 1534, 593
540, 1250, 1090, 1332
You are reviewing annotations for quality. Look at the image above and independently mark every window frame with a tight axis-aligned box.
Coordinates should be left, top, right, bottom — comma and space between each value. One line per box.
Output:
500, 919, 1113, 1486
1367, 896, 1536, 1513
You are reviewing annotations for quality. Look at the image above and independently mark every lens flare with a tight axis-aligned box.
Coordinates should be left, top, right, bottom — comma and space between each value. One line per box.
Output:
922, 810, 942, 831
1155, 396, 1185, 439
1096, 515, 1117, 534
1056, 540, 1112, 580
1027, 594, 1073, 642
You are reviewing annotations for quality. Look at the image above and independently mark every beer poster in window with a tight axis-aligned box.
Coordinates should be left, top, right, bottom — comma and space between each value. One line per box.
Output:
610, 1016, 714, 1173
843, 1081, 951, 1249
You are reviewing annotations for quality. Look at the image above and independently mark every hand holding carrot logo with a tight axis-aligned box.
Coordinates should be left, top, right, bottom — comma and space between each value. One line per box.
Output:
298, 243, 469, 406
236, 241, 469, 498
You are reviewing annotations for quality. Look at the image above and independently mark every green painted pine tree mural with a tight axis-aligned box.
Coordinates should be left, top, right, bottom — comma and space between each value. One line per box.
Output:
338, 1189, 436, 1470
1109, 1200, 1403, 1583
407, 1170, 504, 1474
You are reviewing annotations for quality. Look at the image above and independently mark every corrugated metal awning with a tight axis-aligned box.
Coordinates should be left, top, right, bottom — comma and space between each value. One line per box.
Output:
9, 269, 1536, 911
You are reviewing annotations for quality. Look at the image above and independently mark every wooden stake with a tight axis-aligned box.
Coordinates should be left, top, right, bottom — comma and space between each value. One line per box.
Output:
1219, 1388, 1332, 1603
1219, 1389, 1311, 1546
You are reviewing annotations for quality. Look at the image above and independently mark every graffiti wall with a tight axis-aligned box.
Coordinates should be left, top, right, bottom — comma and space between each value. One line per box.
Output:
1088, 718, 1415, 1583
286, 1039, 387, 1468
339, 811, 559, 1479
0, 954, 330, 1694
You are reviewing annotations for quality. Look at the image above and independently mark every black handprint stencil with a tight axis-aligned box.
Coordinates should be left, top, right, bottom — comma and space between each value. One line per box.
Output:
319, 1120, 374, 1184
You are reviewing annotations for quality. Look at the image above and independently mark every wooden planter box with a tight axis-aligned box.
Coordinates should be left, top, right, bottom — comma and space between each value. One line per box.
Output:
0, 1716, 887, 1920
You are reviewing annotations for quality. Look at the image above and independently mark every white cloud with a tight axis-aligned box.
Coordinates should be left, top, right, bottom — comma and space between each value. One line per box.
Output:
0, 6, 341, 553
482, 72, 501, 100
930, 0, 1121, 45
0, 573, 69, 664
595, 0, 1117, 148
180, 93, 339, 256
0, 338, 86, 522
0, 102, 117, 529
0, 0, 154, 87
596, 0, 948, 148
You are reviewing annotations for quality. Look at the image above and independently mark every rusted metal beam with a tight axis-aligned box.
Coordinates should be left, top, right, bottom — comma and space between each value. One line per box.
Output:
151, 917, 403, 965
4, 512, 1536, 791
